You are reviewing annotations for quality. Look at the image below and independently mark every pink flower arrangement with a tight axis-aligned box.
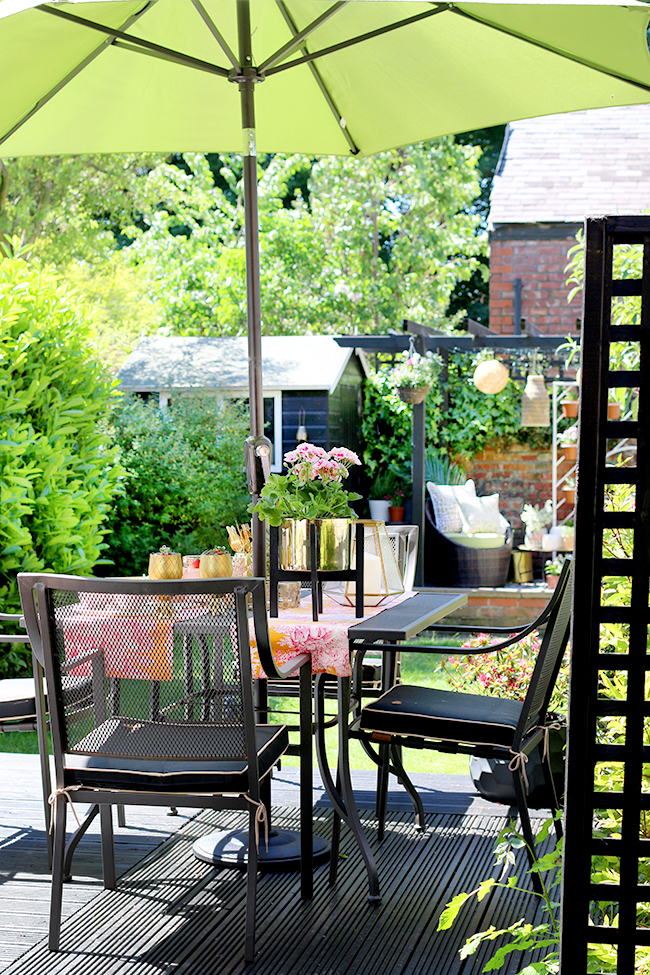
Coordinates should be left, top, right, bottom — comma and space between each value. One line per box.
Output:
251, 442, 362, 527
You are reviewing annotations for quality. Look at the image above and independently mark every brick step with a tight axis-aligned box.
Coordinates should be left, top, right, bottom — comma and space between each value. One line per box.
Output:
417, 583, 552, 626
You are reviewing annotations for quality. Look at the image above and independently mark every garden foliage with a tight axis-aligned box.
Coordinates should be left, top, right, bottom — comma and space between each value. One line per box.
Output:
0, 252, 121, 676
102, 395, 250, 576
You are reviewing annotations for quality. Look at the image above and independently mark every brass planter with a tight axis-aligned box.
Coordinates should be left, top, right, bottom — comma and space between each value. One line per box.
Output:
199, 552, 233, 578
280, 519, 352, 571
148, 552, 183, 579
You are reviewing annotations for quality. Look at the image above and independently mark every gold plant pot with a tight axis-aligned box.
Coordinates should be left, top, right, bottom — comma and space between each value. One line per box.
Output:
280, 519, 352, 571
199, 552, 233, 578
148, 552, 183, 579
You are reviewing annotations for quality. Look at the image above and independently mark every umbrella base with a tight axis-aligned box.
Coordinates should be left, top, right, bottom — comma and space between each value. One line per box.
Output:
193, 828, 330, 871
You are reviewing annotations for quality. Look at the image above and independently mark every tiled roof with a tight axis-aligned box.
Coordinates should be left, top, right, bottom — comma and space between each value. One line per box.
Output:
490, 105, 650, 225
117, 335, 363, 394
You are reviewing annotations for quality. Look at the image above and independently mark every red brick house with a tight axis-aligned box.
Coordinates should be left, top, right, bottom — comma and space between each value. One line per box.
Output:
488, 105, 650, 334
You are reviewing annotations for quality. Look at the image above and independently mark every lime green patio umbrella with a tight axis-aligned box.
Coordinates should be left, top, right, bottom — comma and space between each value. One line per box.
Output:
2, 0, 650, 573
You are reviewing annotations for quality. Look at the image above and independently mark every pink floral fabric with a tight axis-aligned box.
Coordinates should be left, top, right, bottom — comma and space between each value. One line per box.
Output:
249, 592, 414, 679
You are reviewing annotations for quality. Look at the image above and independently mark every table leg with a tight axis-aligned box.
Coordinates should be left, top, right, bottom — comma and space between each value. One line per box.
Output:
314, 673, 381, 904
299, 661, 313, 900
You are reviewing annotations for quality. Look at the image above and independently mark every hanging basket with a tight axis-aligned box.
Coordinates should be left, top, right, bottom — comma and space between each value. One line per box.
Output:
397, 385, 430, 404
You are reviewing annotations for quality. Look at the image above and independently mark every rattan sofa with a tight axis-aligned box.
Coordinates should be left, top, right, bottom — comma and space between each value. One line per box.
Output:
424, 498, 513, 588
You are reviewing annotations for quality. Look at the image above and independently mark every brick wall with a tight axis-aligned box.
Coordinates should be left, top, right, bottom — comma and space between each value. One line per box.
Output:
456, 443, 552, 537
424, 584, 552, 626
489, 225, 582, 334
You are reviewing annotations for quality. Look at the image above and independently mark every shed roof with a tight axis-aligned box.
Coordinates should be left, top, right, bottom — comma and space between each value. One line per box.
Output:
117, 335, 365, 395
490, 105, 650, 225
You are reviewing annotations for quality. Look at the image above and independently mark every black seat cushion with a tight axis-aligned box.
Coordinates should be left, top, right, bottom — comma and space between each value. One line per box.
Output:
65, 722, 289, 792
0, 678, 39, 721
359, 685, 524, 749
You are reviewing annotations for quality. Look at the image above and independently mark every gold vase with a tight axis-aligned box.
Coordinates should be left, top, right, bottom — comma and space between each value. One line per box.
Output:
199, 552, 233, 578
280, 519, 352, 571
148, 552, 183, 579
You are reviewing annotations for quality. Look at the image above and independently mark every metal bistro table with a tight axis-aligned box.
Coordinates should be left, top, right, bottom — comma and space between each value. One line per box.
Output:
314, 591, 468, 902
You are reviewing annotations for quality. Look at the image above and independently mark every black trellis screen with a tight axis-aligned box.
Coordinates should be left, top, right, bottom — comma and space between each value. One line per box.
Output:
561, 216, 650, 973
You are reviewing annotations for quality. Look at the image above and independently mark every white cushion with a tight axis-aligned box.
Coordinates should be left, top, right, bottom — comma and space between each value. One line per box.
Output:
456, 493, 504, 534
426, 480, 477, 533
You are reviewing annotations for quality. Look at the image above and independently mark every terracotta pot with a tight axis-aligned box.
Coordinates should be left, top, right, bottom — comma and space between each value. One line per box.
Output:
546, 574, 560, 590
563, 488, 576, 506
148, 552, 183, 579
607, 402, 621, 420
388, 506, 405, 522
397, 385, 429, 404
562, 401, 579, 418
561, 444, 577, 461
199, 552, 233, 578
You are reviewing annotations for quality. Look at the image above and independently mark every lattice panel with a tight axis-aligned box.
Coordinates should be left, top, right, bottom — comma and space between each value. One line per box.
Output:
561, 216, 650, 974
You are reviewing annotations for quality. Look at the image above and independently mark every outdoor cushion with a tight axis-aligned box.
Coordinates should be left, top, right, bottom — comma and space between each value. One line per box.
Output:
456, 493, 504, 534
0, 678, 39, 721
426, 480, 476, 533
443, 532, 507, 550
64, 722, 289, 792
359, 685, 524, 749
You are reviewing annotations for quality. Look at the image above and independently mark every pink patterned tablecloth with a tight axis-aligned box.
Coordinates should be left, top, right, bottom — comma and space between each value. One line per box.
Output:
249, 592, 415, 679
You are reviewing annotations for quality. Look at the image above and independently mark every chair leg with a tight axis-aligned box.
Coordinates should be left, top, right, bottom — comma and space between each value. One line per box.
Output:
99, 804, 116, 890
329, 769, 342, 886
539, 743, 563, 841
117, 805, 126, 828
244, 807, 258, 964
49, 796, 67, 951
376, 743, 390, 842
511, 764, 543, 896
390, 744, 425, 832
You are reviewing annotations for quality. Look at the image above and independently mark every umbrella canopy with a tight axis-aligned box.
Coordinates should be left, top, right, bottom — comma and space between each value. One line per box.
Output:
2, 0, 650, 157
2, 0, 650, 574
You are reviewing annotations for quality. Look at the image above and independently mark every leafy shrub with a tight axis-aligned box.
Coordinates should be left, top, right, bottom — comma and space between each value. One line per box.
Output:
0, 252, 121, 677
102, 395, 250, 576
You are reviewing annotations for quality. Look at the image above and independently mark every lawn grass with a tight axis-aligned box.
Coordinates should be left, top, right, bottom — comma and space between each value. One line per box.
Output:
0, 640, 469, 776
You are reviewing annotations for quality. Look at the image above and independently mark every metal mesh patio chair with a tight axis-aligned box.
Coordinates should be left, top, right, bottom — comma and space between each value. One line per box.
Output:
349, 557, 573, 890
18, 573, 289, 963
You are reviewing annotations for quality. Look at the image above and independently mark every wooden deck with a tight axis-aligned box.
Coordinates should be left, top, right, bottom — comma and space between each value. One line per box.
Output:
0, 753, 553, 975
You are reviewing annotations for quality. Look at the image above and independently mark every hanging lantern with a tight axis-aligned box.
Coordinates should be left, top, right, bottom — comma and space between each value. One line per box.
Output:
295, 408, 307, 442
473, 359, 509, 394
521, 375, 550, 427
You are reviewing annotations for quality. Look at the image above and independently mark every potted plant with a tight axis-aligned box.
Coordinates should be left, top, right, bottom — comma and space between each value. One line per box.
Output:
148, 544, 183, 579
389, 349, 443, 404
520, 499, 553, 550
545, 554, 565, 589
561, 386, 579, 418
251, 443, 361, 570
608, 400, 621, 420
199, 546, 233, 578
386, 488, 405, 523
368, 470, 397, 522
558, 423, 578, 461
562, 476, 576, 506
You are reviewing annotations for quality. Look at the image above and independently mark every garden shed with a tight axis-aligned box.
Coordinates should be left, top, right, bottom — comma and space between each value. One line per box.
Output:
117, 335, 367, 471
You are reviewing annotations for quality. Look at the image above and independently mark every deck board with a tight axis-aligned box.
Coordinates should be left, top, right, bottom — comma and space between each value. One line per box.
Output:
0, 753, 554, 975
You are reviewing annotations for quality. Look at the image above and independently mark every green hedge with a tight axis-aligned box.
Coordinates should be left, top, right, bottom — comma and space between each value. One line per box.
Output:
102, 395, 251, 577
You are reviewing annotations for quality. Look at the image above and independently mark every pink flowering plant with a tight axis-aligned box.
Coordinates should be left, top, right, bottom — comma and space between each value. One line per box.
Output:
441, 631, 570, 712
250, 443, 362, 526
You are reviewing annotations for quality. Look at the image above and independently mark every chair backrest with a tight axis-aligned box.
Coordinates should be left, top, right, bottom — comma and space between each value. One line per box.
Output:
513, 557, 574, 748
18, 574, 274, 782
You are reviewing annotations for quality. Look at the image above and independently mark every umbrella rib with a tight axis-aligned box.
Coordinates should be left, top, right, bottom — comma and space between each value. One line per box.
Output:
0, 1, 157, 148
451, 5, 650, 98
191, 0, 240, 72
37, 3, 231, 79
265, 4, 450, 76
275, 0, 359, 155
258, 1, 348, 73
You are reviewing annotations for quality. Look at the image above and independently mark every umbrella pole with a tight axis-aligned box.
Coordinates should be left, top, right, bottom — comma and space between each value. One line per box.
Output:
237, 0, 265, 580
